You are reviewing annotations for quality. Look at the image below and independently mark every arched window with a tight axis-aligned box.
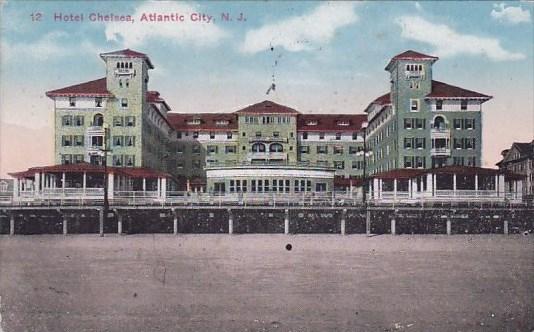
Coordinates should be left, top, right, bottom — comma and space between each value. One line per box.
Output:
129, 62, 132, 69
270, 143, 283, 152
116, 62, 120, 68
121, 62, 125, 68
93, 113, 104, 127
433, 116, 446, 130
252, 143, 266, 152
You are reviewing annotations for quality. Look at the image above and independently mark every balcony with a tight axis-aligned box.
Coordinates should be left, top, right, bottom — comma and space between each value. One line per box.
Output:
248, 137, 287, 143
430, 127, 450, 139
114, 68, 135, 76
248, 152, 287, 161
404, 70, 424, 79
431, 148, 451, 156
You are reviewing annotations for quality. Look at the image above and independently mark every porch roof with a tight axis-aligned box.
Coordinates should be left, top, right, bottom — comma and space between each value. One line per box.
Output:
8, 163, 172, 179
371, 166, 524, 180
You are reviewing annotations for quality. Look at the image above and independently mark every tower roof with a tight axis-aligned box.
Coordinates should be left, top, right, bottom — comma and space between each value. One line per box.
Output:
99, 48, 154, 69
45, 78, 113, 98
385, 50, 438, 71
234, 100, 300, 115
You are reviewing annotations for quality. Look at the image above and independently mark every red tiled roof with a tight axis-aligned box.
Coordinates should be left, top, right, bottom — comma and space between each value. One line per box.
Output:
99, 48, 154, 69
167, 113, 238, 131
426, 80, 492, 100
372, 93, 391, 105
371, 169, 427, 180
385, 50, 438, 70
428, 166, 500, 176
334, 176, 364, 188
297, 114, 367, 132
234, 100, 300, 115
9, 163, 171, 179
150, 104, 173, 130
46, 78, 113, 98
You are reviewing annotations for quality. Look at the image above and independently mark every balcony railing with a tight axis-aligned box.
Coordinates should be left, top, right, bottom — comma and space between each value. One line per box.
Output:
405, 71, 424, 79
248, 137, 288, 143
248, 152, 287, 160
431, 148, 451, 156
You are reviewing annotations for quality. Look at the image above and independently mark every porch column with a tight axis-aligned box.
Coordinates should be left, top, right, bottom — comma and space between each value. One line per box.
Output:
228, 209, 233, 234
516, 181, 523, 199
379, 179, 383, 199
142, 178, 146, 192
498, 174, 505, 198
391, 218, 396, 235
373, 178, 379, 200
495, 175, 499, 196
433, 174, 437, 196
108, 173, 114, 199
173, 209, 178, 235
9, 214, 15, 236
474, 174, 478, 196
82, 172, 87, 196
393, 179, 398, 201
13, 178, 19, 199
40, 172, 45, 193
408, 179, 413, 199
284, 209, 289, 234
161, 178, 167, 199
426, 173, 433, 197
61, 172, 66, 191
35, 172, 41, 195
63, 214, 68, 235
157, 178, 161, 197
453, 174, 457, 197
340, 209, 346, 235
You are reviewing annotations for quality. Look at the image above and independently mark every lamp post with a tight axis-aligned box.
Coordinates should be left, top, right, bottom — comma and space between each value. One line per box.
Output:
100, 124, 112, 236
357, 122, 369, 205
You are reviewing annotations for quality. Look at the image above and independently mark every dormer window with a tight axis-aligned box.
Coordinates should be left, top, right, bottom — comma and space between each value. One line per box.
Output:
215, 120, 229, 126
187, 119, 201, 125
306, 120, 318, 126
121, 98, 128, 108
405, 64, 424, 79
336, 120, 350, 126
436, 100, 443, 110
461, 100, 468, 110
95, 97, 102, 107
69, 97, 76, 107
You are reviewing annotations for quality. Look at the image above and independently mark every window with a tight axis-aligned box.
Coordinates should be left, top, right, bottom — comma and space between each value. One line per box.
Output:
461, 100, 468, 110
454, 138, 463, 149
62, 135, 72, 147
269, 143, 283, 152
177, 160, 184, 169
317, 145, 328, 154
467, 156, 476, 166
91, 136, 103, 147
352, 160, 362, 170
176, 145, 184, 154
125, 155, 135, 167
252, 143, 266, 152
125, 136, 135, 147
113, 155, 123, 166
273, 131, 280, 138
61, 154, 72, 165
465, 138, 475, 150
300, 146, 309, 153
225, 145, 236, 154
62, 115, 72, 126
125, 116, 135, 127
415, 118, 425, 129
319, 132, 325, 140
334, 146, 343, 154
436, 100, 443, 110
119, 79, 123, 88
453, 157, 465, 166
69, 97, 76, 107
255, 131, 261, 138
415, 156, 425, 168
334, 132, 341, 140
352, 132, 358, 140
404, 137, 414, 149
187, 119, 201, 125
176, 131, 182, 139
415, 137, 425, 149
95, 97, 103, 107
192, 132, 199, 138
410, 99, 419, 112
349, 146, 359, 154
93, 114, 103, 127
227, 132, 233, 139
404, 118, 413, 129
74, 135, 84, 146
74, 115, 84, 126
242, 132, 246, 137
207, 145, 218, 155
334, 161, 345, 169
121, 98, 128, 108
114, 136, 123, 146
302, 132, 308, 140
453, 119, 463, 130
192, 145, 201, 154
113, 116, 124, 127
209, 132, 215, 139
125, 79, 129, 88
216, 120, 229, 126
465, 118, 475, 130
74, 154, 84, 164
404, 156, 413, 168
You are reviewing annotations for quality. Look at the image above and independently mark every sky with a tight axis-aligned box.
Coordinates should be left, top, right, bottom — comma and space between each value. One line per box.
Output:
0, 0, 533, 177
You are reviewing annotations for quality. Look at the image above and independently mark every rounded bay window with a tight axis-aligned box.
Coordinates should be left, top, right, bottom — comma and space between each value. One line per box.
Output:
252, 143, 266, 152
269, 143, 283, 152
93, 113, 104, 127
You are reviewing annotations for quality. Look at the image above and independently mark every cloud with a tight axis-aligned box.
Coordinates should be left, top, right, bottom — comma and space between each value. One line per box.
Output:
414, 2, 422, 11
2, 31, 101, 63
105, 1, 228, 48
396, 16, 526, 61
240, 2, 359, 54
491, 3, 531, 24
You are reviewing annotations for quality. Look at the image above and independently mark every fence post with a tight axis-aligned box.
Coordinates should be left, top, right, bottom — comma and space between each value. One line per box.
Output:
390, 218, 396, 235
116, 211, 122, 235
284, 209, 289, 235
503, 219, 509, 235
9, 213, 15, 236
173, 208, 178, 235
99, 208, 104, 237
341, 209, 346, 235
446, 218, 452, 235
228, 209, 233, 234
63, 213, 68, 235
366, 208, 371, 236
